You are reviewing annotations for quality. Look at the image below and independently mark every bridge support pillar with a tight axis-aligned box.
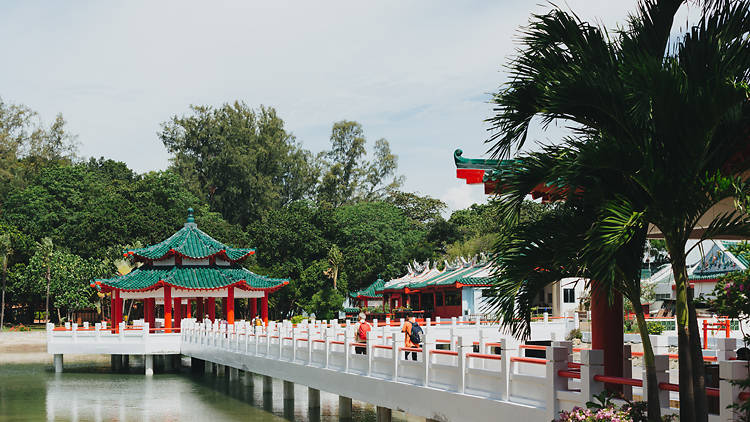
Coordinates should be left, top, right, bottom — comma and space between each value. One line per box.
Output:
111, 354, 121, 372
54, 354, 63, 373
216, 364, 225, 377
204, 361, 213, 375
283, 380, 294, 401
122, 354, 130, 371
338, 396, 352, 419
263, 375, 273, 394
308, 387, 320, 409
190, 357, 204, 374
242, 371, 254, 387
145, 355, 154, 376
229, 366, 239, 381
376, 406, 391, 422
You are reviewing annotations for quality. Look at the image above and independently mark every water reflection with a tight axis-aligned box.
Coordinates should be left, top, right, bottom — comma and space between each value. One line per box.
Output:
0, 361, 422, 421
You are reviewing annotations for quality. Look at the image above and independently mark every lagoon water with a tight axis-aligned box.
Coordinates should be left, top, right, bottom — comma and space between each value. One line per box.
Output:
0, 360, 417, 421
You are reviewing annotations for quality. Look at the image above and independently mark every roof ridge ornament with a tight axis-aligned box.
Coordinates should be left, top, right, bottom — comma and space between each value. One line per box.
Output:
186, 207, 195, 225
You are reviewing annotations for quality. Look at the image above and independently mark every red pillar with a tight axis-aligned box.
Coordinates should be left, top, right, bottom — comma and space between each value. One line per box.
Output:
110, 295, 116, 330
227, 287, 235, 324
164, 286, 172, 332
363, 299, 368, 308
186, 299, 191, 319
173, 298, 182, 329
147, 298, 156, 330
590, 282, 623, 392
250, 297, 257, 319
208, 297, 216, 322
222, 298, 228, 321
197, 297, 204, 322
261, 294, 269, 325
114, 289, 123, 333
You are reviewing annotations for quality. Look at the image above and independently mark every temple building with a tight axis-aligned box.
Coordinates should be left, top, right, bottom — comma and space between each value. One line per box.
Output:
92, 208, 288, 331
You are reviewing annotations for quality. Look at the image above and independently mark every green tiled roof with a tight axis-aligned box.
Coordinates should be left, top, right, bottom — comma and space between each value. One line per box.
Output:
410, 265, 488, 289
127, 211, 255, 262
454, 149, 507, 170
454, 276, 494, 286
95, 266, 288, 292
350, 278, 385, 299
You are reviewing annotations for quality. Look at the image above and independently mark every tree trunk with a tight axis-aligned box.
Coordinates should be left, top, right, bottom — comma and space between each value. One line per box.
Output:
45, 265, 51, 324
688, 289, 708, 422
633, 299, 661, 421
670, 244, 697, 422
1, 256, 7, 331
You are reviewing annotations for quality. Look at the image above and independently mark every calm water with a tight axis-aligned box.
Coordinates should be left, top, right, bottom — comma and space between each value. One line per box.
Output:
0, 359, 418, 422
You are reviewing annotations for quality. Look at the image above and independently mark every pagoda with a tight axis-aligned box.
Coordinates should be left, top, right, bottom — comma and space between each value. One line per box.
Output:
92, 208, 288, 331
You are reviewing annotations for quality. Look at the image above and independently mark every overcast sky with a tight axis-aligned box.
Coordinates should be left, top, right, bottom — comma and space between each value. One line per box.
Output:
0, 1, 698, 213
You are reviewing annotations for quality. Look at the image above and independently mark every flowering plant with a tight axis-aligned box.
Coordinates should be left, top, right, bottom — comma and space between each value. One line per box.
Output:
557, 405, 631, 421
701, 270, 750, 319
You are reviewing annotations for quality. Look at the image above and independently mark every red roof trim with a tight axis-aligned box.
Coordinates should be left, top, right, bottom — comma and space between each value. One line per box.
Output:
129, 249, 255, 264
97, 278, 288, 293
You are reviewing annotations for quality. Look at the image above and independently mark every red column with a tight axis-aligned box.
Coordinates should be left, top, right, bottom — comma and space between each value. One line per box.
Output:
114, 289, 122, 333
173, 298, 182, 329
110, 295, 115, 330
208, 297, 216, 322
143, 299, 149, 327
186, 299, 191, 319
590, 282, 623, 392
227, 287, 235, 324
148, 298, 156, 329
222, 298, 228, 321
261, 294, 269, 325
363, 299, 368, 308
164, 286, 172, 332
250, 297, 257, 319
197, 297, 204, 322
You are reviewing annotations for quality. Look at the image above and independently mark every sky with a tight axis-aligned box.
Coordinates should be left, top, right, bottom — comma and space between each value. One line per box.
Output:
0, 1, 699, 213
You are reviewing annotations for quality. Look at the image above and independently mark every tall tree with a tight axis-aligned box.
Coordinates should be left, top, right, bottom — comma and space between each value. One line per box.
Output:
160, 102, 318, 226
317, 121, 403, 206
0, 233, 12, 331
324, 244, 343, 291
486, 1, 750, 419
37, 237, 53, 324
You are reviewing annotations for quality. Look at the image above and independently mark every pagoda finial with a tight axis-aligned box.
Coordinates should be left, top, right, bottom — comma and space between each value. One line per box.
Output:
187, 207, 195, 224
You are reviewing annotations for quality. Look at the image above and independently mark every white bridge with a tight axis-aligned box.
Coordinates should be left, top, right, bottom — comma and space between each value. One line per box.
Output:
48, 318, 749, 422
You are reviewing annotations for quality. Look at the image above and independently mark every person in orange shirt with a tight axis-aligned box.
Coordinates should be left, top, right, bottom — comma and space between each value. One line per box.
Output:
401, 316, 423, 361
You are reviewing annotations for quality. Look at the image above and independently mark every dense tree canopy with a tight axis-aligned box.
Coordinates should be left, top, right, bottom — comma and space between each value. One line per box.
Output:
0, 97, 501, 325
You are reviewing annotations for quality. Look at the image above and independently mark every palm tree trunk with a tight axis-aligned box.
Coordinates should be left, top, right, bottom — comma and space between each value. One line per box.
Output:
1, 256, 7, 331
688, 290, 708, 422
632, 299, 661, 421
671, 247, 697, 422
45, 265, 51, 324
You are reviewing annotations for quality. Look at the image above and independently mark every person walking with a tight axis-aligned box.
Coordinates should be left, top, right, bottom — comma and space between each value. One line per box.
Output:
354, 312, 371, 354
402, 316, 423, 361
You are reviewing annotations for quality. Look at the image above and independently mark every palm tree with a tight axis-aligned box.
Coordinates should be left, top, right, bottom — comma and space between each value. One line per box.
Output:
0, 233, 12, 331
324, 244, 343, 291
486, 145, 663, 419
37, 237, 54, 324
486, 2, 750, 420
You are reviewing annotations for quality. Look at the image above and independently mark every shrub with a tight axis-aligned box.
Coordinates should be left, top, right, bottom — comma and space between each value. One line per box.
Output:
566, 328, 583, 341
646, 321, 664, 335
290, 315, 306, 324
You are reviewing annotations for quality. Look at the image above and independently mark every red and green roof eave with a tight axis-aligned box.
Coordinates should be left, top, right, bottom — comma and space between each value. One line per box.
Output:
92, 208, 289, 293
92, 266, 289, 294
350, 278, 385, 299
454, 149, 578, 200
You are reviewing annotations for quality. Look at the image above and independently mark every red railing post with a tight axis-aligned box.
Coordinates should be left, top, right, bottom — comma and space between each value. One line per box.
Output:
703, 319, 708, 350
725, 319, 731, 338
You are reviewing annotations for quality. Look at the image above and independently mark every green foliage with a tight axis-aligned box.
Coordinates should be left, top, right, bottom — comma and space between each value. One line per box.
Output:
703, 270, 750, 321
646, 321, 664, 335
334, 202, 424, 291
159, 102, 318, 226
